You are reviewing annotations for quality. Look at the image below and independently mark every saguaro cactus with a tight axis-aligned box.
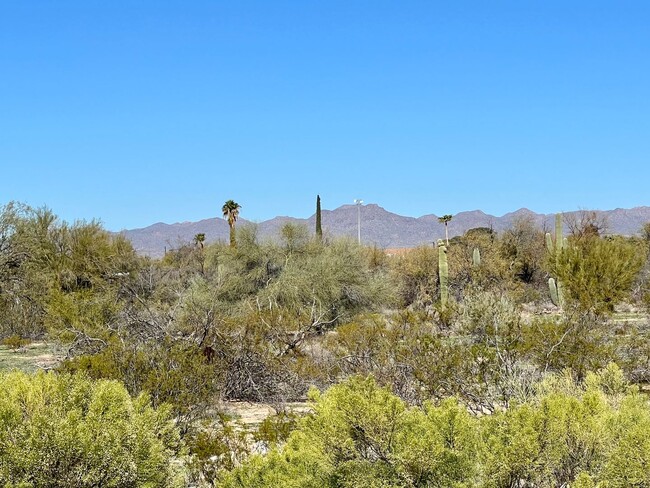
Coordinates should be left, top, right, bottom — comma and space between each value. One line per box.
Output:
548, 277, 561, 307
472, 247, 481, 267
438, 239, 449, 309
546, 213, 565, 307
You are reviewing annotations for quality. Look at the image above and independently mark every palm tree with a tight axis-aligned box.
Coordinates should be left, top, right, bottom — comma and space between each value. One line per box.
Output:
193, 233, 205, 249
193, 233, 206, 274
222, 200, 241, 247
438, 214, 453, 246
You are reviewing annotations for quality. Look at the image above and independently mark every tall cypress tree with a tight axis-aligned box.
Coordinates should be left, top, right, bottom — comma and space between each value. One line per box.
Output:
316, 195, 323, 240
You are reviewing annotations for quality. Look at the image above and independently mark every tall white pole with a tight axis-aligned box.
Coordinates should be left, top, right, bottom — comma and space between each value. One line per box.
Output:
358, 204, 361, 244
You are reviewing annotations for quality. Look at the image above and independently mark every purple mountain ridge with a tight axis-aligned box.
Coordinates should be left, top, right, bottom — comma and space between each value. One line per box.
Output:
119, 204, 650, 257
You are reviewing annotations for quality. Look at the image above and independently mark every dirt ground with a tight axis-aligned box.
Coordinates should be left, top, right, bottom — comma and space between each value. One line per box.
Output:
0, 342, 60, 373
221, 401, 311, 428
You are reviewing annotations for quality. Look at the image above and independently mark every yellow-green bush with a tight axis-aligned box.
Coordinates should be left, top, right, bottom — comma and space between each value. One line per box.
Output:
0, 371, 184, 487
222, 366, 650, 488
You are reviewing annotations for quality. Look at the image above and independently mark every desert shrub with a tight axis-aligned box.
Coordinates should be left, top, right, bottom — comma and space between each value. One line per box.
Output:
185, 410, 300, 484
324, 312, 431, 404
253, 410, 300, 449
222, 366, 650, 488
325, 302, 537, 412
498, 216, 546, 287
261, 238, 394, 324
0, 371, 184, 487
1, 335, 30, 350
60, 338, 222, 431
389, 245, 439, 309
521, 313, 616, 378
222, 376, 479, 488
186, 414, 250, 485
0, 203, 140, 342
550, 236, 645, 316
612, 317, 650, 383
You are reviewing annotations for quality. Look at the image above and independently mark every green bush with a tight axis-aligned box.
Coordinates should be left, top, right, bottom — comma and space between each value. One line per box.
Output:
222, 367, 650, 488
1, 335, 30, 350
0, 371, 184, 487
185, 414, 250, 485
222, 376, 479, 487
550, 236, 645, 316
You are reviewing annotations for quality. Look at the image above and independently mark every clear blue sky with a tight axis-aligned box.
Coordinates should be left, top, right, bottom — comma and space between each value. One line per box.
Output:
1, 1, 649, 230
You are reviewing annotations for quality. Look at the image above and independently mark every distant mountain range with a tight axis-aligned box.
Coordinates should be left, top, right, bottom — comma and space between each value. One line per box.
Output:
120, 204, 650, 257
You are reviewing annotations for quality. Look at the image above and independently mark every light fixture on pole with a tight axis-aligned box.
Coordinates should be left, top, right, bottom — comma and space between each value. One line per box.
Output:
354, 199, 363, 244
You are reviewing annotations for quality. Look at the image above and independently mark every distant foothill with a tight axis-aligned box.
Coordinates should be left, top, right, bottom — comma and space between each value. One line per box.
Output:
121, 202, 650, 257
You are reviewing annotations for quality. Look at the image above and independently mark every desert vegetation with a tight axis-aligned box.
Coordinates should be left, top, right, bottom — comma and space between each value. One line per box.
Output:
2, 200, 650, 487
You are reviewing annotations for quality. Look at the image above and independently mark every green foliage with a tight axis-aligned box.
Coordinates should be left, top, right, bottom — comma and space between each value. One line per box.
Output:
61, 338, 221, 431
260, 237, 394, 328
223, 368, 650, 488
0, 203, 139, 340
389, 246, 438, 309
550, 236, 646, 316
6, 200, 650, 485
0, 371, 183, 487
205, 225, 282, 301
222, 376, 478, 487
448, 228, 519, 301
1, 335, 30, 351
186, 414, 250, 484
222, 199, 242, 248
365, 244, 389, 270
499, 217, 545, 286
280, 222, 310, 255
254, 411, 299, 448
325, 312, 458, 404
438, 215, 453, 246
194, 233, 206, 246
325, 295, 542, 411
641, 221, 650, 243
616, 318, 650, 383
455, 291, 535, 409
52, 227, 396, 422
521, 314, 615, 377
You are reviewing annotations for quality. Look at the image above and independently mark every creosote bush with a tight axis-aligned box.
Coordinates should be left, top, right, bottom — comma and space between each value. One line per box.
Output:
222, 367, 650, 488
550, 236, 645, 316
1, 335, 30, 350
0, 371, 184, 487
